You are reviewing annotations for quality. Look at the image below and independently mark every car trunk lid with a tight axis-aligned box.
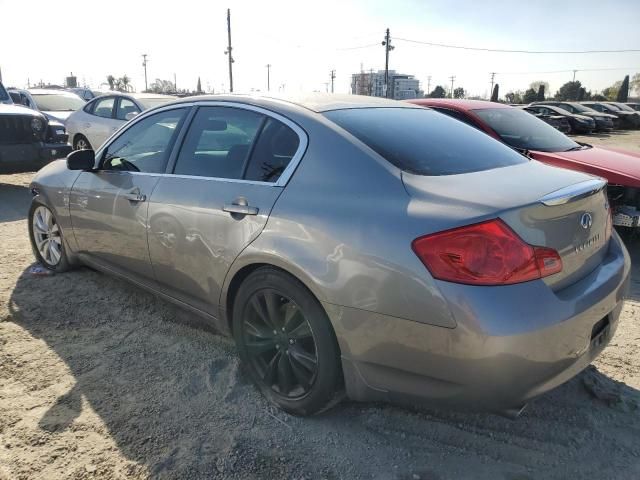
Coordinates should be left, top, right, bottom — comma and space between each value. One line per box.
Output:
402, 161, 610, 290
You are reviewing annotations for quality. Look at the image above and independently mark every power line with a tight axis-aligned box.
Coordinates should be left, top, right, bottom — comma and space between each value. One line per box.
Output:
338, 43, 381, 51
393, 37, 640, 54
497, 66, 639, 75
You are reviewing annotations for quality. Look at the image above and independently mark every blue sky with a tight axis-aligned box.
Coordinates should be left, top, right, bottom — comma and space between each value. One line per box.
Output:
0, 0, 638, 97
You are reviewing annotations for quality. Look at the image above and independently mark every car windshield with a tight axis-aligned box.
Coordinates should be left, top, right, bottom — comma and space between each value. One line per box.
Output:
32, 93, 85, 111
324, 107, 528, 176
137, 97, 176, 110
613, 103, 635, 112
567, 103, 594, 113
474, 108, 579, 152
0, 83, 9, 102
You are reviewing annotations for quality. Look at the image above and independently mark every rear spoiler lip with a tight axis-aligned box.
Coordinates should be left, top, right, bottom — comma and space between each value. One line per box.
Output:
539, 178, 607, 206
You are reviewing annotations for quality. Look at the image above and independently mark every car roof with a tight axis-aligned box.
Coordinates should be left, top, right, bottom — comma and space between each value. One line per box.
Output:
166, 93, 416, 113
407, 98, 511, 111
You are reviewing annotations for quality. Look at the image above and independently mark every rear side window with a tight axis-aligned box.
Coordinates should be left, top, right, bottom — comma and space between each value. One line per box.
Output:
244, 118, 300, 182
324, 107, 527, 176
94, 97, 115, 118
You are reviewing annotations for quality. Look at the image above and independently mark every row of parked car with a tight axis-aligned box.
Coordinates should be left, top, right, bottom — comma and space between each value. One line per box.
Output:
521, 101, 640, 134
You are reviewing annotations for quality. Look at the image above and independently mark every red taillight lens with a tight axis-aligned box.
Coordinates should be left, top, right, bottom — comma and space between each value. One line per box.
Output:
412, 219, 562, 286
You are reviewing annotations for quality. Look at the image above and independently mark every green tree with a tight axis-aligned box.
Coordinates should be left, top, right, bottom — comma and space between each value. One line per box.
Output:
555, 81, 582, 101
530, 81, 549, 96
616, 75, 630, 102
505, 91, 523, 104
107, 75, 115, 90
601, 80, 622, 101
428, 85, 447, 98
631, 73, 640, 97
522, 88, 537, 104
536, 84, 546, 101
490, 84, 499, 102
453, 87, 465, 99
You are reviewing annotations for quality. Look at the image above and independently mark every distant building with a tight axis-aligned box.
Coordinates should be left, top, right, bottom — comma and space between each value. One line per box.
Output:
351, 70, 422, 100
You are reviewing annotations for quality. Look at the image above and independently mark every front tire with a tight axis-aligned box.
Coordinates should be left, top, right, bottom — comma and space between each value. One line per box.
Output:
28, 202, 72, 272
232, 267, 343, 415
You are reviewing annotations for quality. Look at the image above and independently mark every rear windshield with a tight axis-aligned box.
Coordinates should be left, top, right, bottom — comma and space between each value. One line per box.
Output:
32, 93, 85, 112
474, 108, 579, 152
324, 107, 527, 176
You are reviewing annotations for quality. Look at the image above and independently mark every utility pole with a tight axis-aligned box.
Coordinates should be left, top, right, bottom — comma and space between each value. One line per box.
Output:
449, 75, 456, 98
572, 69, 577, 82
225, 8, 234, 93
381, 28, 394, 98
330, 69, 336, 93
426, 75, 432, 94
142, 54, 148, 92
489, 72, 496, 97
265, 64, 271, 91
174, 72, 177, 92
323, 82, 329, 93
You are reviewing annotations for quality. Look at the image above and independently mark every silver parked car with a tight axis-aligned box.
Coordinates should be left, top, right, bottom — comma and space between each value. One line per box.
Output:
65, 92, 176, 151
28, 94, 630, 416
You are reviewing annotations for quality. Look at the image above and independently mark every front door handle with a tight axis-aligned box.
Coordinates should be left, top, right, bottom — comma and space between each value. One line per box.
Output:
223, 197, 258, 216
223, 204, 258, 215
124, 189, 146, 203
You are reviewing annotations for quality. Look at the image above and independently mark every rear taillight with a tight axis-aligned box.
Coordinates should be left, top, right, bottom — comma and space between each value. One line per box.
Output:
605, 207, 613, 241
412, 219, 562, 286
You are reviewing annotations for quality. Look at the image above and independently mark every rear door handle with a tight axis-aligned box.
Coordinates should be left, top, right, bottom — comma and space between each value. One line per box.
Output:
223, 204, 258, 215
124, 189, 146, 203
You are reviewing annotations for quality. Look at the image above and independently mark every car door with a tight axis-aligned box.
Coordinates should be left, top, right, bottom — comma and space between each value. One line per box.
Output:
147, 104, 306, 317
69, 107, 189, 284
89, 96, 123, 148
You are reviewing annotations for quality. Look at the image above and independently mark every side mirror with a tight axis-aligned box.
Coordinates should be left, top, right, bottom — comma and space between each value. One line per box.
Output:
67, 149, 96, 170
125, 111, 139, 121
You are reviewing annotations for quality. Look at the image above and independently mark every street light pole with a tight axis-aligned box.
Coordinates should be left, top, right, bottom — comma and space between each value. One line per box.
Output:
330, 69, 336, 93
266, 64, 271, 91
225, 9, 234, 93
382, 28, 394, 98
449, 75, 456, 98
142, 54, 148, 92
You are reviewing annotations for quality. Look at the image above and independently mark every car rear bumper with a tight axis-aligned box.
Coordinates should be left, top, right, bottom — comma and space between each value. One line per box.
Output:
326, 232, 630, 413
0, 142, 71, 173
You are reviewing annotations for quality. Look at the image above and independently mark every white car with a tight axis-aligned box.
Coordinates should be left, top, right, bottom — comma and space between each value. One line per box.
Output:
66, 92, 176, 150
8, 88, 85, 124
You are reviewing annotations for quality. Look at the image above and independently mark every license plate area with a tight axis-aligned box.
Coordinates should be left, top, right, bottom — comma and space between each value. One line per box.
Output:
590, 316, 610, 348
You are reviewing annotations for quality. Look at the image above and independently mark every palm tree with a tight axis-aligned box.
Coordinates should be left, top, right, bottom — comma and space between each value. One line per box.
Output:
121, 75, 131, 92
107, 75, 115, 90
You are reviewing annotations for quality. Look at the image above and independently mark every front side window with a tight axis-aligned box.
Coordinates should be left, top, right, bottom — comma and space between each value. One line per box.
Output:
93, 97, 115, 118
324, 107, 527, 176
474, 108, 579, 152
101, 108, 186, 173
173, 106, 263, 179
116, 98, 140, 121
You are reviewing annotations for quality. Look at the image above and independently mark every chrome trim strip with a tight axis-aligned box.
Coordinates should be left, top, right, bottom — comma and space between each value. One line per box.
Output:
94, 101, 309, 188
539, 178, 607, 206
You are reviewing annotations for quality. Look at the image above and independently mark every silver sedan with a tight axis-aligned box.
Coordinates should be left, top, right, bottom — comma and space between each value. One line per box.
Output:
28, 94, 630, 416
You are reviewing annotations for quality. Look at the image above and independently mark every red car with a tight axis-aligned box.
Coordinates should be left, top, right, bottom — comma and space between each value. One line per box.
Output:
408, 99, 640, 229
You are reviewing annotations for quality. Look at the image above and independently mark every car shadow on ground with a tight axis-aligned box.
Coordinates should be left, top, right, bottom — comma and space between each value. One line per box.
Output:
6, 259, 640, 479
0, 181, 30, 223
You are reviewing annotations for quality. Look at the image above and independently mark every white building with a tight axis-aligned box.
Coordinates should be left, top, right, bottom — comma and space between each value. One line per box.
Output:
351, 70, 422, 100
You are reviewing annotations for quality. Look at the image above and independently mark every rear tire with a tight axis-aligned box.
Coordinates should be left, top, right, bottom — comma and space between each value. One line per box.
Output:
28, 201, 72, 272
232, 267, 343, 415
73, 134, 92, 151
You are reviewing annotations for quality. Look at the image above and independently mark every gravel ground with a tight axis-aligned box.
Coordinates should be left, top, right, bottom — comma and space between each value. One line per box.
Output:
1, 133, 640, 480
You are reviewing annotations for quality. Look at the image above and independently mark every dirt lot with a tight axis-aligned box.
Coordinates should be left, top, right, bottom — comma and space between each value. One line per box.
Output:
1, 132, 640, 479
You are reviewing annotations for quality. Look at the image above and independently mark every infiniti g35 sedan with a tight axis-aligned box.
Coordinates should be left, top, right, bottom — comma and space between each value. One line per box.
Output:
28, 94, 630, 416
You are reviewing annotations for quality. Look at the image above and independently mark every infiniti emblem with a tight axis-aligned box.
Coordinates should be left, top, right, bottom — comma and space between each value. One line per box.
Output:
580, 212, 593, 229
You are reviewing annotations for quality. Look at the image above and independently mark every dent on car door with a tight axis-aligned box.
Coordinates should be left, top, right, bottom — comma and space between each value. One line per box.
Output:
147, 105, 304, 317
68, 107, 188, 283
